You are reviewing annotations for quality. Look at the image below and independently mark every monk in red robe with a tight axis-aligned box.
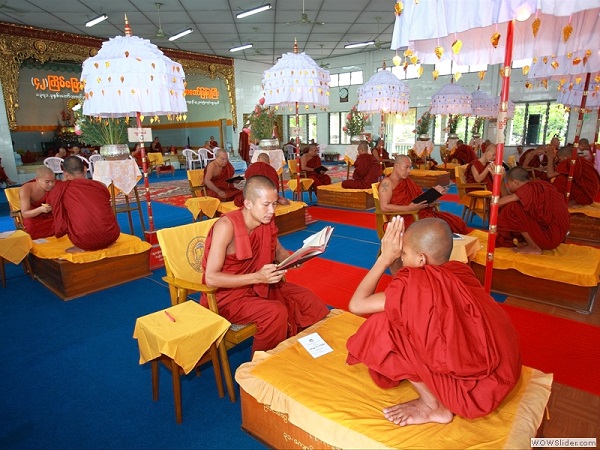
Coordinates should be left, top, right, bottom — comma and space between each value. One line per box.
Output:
346, 217, 521, 424
379, 155, 467, 234
204, 148, 243, 203
519, 146, 548, 180
300, 143, 331, 195
238, 130, 250, 163
465, 143, 503, 192
448, 140, 477, 165
20, 166, 56, 239
202, 176, 328, 353
497, 166, 570, 254
372, 138, 393, 169
342, 141, 381, 189
233, 153, 289, 206
46, 156, 120, 252
0, 157, 17, 186
546, 145, 600, 206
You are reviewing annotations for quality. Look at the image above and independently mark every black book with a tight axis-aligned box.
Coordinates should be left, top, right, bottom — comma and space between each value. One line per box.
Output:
226, 175, 244, 183
412, 187, 443, 204
314, 166, 329, 174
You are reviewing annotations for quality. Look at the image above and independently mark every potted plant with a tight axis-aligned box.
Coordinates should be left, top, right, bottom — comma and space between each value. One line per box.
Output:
246, 101, 278, 149
414, 111, 433, 141
447, 114, 462, 139
471, 116, 484, 138
74, 109, 131, 159
343, 105, 369, 143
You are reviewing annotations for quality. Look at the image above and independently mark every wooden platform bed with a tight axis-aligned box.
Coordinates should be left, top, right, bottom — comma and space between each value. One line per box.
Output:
409, 169, 450, 189
316, 183, 374, 210
566, 209, 600, 247
28, 234, 152, 301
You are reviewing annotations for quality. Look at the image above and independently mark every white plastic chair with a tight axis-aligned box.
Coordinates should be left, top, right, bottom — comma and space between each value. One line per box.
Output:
182, 148, 202, 170
284, 144, 296, 160
43, 157, 64, 179
88, 154, 104, 177
74, 155, 91, 177
198, 148, 215, 167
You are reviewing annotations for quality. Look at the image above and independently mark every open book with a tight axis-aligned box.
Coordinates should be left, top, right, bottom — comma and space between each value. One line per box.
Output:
276, 226, 334, 270
226, 175, 244, 183
412, 187, 443, 205
314, 166, 329, 174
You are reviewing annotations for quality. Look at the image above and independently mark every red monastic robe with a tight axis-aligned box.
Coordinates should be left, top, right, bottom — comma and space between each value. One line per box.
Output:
450, 144, 477, 165
373, 147, 393, 168
201, 210, 328, 352
497, 180, 570, 250
465, 159, 493, 191
205, 161, 243, 202
0, 165, 10, 182
390, 177, 468, 234
342, 153, 381, 189
519, 148, 548, 180
346, 261, 522, 419
47, 178, 120, 251
22, 180, 55, 240
239, 131, 250, 163
306, 155, 332, 186
233, 162, 280, 207
552, 157, 600, 206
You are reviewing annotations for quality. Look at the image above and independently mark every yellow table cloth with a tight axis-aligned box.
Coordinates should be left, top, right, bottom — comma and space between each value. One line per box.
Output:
236, 310, 552, 450
184, 197, 221, 219
92, 159, 142, 195
133, 301, 230, 375
450, 234, 481, 263
287, 178, 314, 192
147, 153, 164, 166
317, 182, 372, 194
0, 230, 33, 264
569, 202, 600, 218
30, 233, 151, 263
469, 229, 600, 287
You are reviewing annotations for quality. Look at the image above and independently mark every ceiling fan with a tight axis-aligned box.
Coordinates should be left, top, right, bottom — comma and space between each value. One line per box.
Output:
155, 3, 166, 38
287, 0, 325, 26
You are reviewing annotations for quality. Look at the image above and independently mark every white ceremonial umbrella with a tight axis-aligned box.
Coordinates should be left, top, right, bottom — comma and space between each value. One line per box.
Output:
80, 17, 187, 238
262, 40, 330, 199
430, 80, 472, 116
390, 0, 600, 293
471, 89, 494, 118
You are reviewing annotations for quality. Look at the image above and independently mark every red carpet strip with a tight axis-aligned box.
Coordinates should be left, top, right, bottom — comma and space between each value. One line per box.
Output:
307, 206, 376, 229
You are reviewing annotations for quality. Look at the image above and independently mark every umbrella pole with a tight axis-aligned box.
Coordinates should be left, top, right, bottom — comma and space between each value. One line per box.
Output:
593, 113, 600, 163
295, 102, 302, 199
137, 112, 156, 240
484, 19, 514, 293
564, 72, 591, 202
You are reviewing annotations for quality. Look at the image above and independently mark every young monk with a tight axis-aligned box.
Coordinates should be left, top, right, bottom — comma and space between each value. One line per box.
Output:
233, 152, 289, 206
20, 166, 56, 239
346, 217, 522, 425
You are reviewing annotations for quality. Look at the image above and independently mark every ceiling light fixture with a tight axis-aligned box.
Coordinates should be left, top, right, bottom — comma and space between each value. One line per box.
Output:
344, 41, 375, 49
230, 43, 253, 52
168, 28, 193, 41
236, 4, 272, 19
86, 14, 108, 27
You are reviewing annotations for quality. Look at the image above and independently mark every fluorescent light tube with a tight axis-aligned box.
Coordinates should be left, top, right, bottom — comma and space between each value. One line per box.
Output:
236, 4, 272, 19
169, 28, 193, 41
86, 14, 108, 27
230, 43, 253, 52
344, 41, 375, 49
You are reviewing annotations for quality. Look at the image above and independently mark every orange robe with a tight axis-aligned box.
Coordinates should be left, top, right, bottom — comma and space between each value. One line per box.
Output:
305, 155, 331, 187
22, 180, 55, 240
497, 180, 570, 250
552, 156, 600, 205
205, 161, 243, 202
342, 153, 381, 189
390, 177, 468, 234
450, 144, 477, 165
466, 159, 493, 191
47, 178, 120, 251
201, 210, 328, 352
346, 261, 522, 419
233, 162, 280, 207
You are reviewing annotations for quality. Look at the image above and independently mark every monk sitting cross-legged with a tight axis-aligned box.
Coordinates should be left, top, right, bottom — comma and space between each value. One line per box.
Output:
202, 176, 329, 353
46, 156, 120, 253
20, 166, 56, 239
379, 155, 467, 234
497, 166, 570, 254
546, 145, 600, 206
447, 139, 477, 165
342, 140, 381, 189
301, 142, 331, 196
346, 216, 522, 425
204, 148, 243, 203
233, 153, 289, 206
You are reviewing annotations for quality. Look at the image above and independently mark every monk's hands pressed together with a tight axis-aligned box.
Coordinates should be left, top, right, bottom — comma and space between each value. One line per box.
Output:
380, 216, 404, 266
256, 264, 286, 284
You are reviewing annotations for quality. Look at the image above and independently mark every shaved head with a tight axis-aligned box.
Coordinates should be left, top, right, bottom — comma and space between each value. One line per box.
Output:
216, 148, 228, 157
257, 153, 270, 164
395, 154, 411, 164
506, 166, 530, 182
243, 175, 276, 201
36, 166, 55, 178
63, 156, 85, 175
404, 218, 453, 264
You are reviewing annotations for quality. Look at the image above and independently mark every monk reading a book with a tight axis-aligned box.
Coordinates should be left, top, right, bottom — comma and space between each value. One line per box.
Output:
301, 143, 331, 195
379, 155, 467, 234
204, 148, 243, 203
202, 175, 328, 353
346, 216, 522, 425
233, 153, 289, 206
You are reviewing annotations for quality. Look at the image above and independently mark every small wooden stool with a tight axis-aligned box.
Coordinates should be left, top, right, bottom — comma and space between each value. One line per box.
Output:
467, 190, 492, 228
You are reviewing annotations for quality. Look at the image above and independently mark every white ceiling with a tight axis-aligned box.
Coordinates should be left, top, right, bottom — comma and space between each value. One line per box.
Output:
0, 0, 397, 65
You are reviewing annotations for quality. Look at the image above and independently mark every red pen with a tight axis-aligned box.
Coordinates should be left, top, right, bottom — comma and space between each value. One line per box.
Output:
164, 310, 176, 322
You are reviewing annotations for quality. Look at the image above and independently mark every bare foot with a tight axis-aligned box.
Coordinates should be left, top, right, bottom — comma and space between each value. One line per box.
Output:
383, 397, 454, 426
66, 246, 86, 253
512, 245, 542, 255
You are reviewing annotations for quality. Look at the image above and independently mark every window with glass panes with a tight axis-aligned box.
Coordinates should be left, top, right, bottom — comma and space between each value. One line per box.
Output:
329, 112, 351, 145
286, 114, 317, 144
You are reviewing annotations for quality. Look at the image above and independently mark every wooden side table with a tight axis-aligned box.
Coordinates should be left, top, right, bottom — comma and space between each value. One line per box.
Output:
467, 190, 492, 228
0, 230, 33, 288
133, 301, 231, 423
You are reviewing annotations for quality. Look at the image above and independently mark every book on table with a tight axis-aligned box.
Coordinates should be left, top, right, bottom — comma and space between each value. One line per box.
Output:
276, 226, 334, 270
226, 175, 244, 183
412, 187, 443, 205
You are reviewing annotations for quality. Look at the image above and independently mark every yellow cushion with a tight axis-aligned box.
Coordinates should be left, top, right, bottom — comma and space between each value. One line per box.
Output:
409, 169, 445, 177
568, 202, 600, 219
469, 229, 600, 287
30, 233, 151, 263
218, 200, 306, 216
317, 182, 372, 193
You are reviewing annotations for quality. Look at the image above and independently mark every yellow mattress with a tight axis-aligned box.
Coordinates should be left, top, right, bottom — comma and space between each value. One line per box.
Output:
30, 233, 151, 263
569, 202, 600, 219
409, 169, 447, 177
317, 182, 372, 193
236, 310, 552, 450
218, 200, 306, 215
469, 229, 600, 287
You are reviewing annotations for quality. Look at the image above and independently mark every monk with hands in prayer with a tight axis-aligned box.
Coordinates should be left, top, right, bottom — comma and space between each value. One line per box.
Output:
346, 216, 521, 426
